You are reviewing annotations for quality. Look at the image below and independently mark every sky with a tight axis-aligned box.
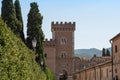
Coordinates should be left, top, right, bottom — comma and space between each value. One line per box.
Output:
0, 0, 120, 50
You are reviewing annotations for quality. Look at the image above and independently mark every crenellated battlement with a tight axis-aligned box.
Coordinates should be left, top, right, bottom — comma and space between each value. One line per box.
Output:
44, 38, 56, 47
51, 21, 75, 26
51, 21, 75, 32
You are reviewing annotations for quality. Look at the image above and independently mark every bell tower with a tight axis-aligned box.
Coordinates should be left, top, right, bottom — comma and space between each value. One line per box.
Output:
51, 22, 75, 80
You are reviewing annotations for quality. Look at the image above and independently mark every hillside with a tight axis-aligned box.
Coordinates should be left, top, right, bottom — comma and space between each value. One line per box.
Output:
74, 48, 102, 59
74, 48, 111, 59
0, 18, 46, 80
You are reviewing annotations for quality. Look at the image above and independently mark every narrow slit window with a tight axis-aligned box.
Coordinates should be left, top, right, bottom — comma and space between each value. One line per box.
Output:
115, 45, 117, 53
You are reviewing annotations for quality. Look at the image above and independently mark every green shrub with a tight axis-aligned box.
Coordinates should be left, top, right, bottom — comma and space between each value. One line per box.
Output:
0, 18, 46, 80
45, 68, 56, 80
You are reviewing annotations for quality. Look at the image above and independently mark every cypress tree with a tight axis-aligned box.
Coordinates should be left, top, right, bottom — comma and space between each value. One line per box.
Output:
1, 0, 20, 36
106, 49, 110, 56
26, 2, 45, 69
14, 0, 25, 42
102, 48, 106, 56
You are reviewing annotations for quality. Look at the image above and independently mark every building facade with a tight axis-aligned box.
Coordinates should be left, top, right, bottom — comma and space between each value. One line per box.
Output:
74, 59, 112, 80
73, 33, 120, 80
44, 22, 75, 80
43, 22, 120, 80
110, 33, 120, 80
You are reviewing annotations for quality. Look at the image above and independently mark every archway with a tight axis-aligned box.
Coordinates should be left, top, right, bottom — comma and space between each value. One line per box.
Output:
59, 70, 68, 80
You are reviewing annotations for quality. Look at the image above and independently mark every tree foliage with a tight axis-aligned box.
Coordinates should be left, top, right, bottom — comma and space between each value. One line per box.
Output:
106, 49, 110, 56
1, 1, 55, 79
0, 18, 46, 80
102, 48, 106, 56
45, 68, 56, 80
1, 0, 24, 41
102, 48, 110, 56
26, 2, 45, 68
14, 0, 25, 42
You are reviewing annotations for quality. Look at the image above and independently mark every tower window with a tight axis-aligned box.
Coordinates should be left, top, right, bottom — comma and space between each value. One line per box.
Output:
60, 37, 67, 45
61, 52, 67, 59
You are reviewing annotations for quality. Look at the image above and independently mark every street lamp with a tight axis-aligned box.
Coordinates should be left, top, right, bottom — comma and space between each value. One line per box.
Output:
41, 60, 43, 66
32, 37, 37, 52
41, 60, 44, 70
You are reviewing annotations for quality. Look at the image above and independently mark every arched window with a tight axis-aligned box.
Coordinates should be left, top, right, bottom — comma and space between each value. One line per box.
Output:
60, 37, 67, 45
60, 52, 67, 59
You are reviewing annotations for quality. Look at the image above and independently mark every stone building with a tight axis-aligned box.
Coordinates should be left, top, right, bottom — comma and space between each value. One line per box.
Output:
44, 22, 75, 80
73, 56, 112, 80
110, 33, 120, 80
43, 22, 120, 80
73, 33, 120, 80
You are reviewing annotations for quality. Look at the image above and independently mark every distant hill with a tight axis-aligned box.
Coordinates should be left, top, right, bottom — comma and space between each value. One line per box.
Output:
74, 48, 111, 59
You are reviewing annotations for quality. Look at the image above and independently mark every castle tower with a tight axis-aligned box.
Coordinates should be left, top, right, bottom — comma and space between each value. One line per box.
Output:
51, 22, 75, 80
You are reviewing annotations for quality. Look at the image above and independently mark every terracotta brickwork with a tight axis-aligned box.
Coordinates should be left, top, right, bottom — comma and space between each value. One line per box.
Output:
44, 22, 75, 80
44, 39, 56, 73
